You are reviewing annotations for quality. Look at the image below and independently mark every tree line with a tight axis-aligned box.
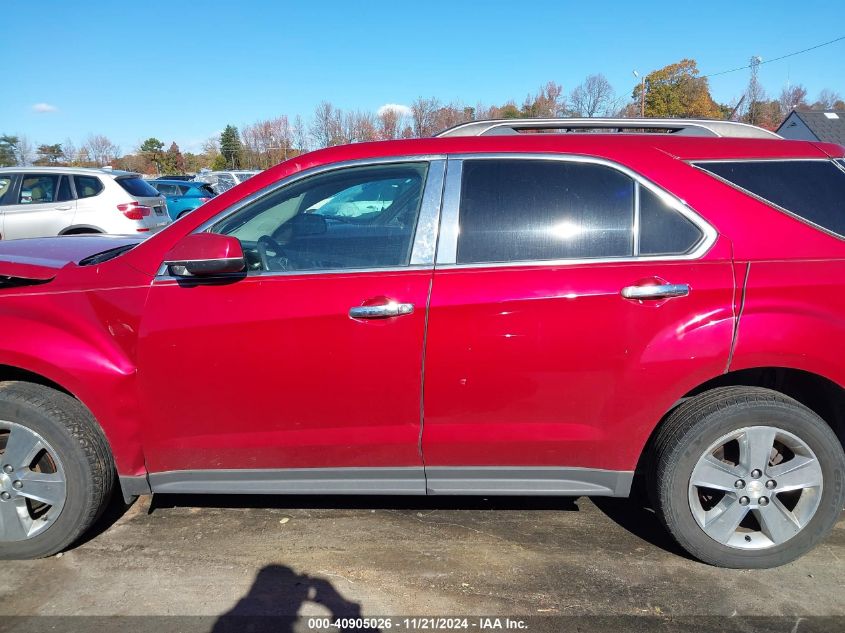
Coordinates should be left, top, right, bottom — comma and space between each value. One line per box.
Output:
2, 59, 842, 173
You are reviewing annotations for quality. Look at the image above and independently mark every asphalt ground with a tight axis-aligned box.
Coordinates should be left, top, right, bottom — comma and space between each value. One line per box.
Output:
0, 493, 843, 632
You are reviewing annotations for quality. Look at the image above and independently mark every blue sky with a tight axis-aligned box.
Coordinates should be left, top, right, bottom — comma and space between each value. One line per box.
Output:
3, 0, 844, 153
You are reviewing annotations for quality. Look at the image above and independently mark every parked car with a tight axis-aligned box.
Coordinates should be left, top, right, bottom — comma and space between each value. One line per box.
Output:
153, 175, 194, 182
1, 118, 844, 568
0, 167, 171, 239
149, 179, 216, 220
194, 170, 259, 194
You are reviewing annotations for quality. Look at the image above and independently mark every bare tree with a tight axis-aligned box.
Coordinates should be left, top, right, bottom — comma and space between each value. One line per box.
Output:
242, 116, 292, 168
311, 101, 343, 148
410, 97, 440, 137
569, 75, 615, 117
84, 134, 119, 167
432, 103, 474, 132
17, 136, 35, 166
342, 110, 378, 143
523, 81, 567, 118
813, 88, 844, 110
292, 115, 308, 152
778, 84, 808, 118
377, 106, 405, 140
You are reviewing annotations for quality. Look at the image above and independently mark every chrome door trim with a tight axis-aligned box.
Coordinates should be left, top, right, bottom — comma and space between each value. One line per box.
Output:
434, 153, 718, 268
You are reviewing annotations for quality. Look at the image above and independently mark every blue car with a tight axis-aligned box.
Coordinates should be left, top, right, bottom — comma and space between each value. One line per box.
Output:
150, 180, 216, 220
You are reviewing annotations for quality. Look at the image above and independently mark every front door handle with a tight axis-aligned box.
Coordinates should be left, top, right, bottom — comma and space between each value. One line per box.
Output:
621, 283, 690, 300
349, 301, 414, 319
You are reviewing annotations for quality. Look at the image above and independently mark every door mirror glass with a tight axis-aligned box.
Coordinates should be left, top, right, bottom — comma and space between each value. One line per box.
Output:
163, 233, 246, 277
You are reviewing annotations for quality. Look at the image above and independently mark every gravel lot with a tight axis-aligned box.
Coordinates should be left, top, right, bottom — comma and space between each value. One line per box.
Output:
0, 493, 842, 631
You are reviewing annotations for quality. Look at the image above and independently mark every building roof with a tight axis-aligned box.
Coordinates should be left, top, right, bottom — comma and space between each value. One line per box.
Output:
776, 110, 845, 145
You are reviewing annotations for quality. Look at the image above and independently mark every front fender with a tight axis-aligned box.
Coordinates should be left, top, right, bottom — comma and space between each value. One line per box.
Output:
0, 281, 149, 474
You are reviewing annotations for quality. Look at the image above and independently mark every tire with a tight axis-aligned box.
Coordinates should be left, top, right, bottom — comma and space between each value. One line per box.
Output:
0, 382, 114, 559
651, 386, 845, 568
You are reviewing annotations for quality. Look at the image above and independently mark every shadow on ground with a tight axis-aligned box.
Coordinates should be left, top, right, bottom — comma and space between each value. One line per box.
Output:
210, 564, 376, 632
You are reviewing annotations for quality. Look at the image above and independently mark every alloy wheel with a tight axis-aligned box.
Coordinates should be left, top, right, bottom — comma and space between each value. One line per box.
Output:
688, 425, 823, 550
0, 421, 67, 542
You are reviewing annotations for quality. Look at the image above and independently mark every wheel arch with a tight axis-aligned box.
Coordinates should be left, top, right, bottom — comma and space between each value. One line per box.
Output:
632, 366, 845, 497
59, 225, 104, 235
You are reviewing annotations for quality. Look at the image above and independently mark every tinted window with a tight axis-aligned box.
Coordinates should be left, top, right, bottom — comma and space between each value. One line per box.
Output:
697, 160, 845, 238
639, 186, 704, 255
153, 183, 181, 196
117, 176, 160, 197
20, 174, 59, 204
57, 176, 73, 202
0, 176, 14, 205
212, 163, 428, 272
198, 184, 216, 197
74, 175, 104, 198
457, 160, 634, 264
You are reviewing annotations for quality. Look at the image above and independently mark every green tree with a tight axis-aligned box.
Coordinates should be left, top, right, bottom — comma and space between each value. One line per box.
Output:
210, 153, 228, 170
219, 125, 243, 168
140, 137, 165, 173
35, 143, 64, 165
0, 135, 19, 166
634, 59, 721, 119
161, 142, 185, 174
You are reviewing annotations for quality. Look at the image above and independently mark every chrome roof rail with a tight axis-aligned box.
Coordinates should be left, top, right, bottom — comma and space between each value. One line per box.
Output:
434, 118, 782, 140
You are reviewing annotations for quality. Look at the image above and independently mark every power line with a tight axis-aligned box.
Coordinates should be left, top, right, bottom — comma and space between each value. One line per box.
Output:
701, 35, 845, 79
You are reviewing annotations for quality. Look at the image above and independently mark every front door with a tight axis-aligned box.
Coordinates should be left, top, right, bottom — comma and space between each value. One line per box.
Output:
3, 173, 76, 239
138, 159, 444, 493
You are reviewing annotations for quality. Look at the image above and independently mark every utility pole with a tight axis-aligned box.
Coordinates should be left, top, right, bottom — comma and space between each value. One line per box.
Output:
633, 70, 645, 117
747, 55, 762, 125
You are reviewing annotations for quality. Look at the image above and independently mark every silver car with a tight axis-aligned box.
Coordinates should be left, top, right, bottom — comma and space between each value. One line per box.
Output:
194, 170, 259, 194
0, 167, 171, 239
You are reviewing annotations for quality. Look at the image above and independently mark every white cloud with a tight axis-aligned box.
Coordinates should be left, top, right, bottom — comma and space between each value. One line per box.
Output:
32, 103, 58, 113
377, 103, 412, 117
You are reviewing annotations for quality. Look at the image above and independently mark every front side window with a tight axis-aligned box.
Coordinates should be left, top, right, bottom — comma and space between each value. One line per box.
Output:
456, 160, 635, 264
19, 174, 59, 204
211, 162, 428, 272
695, 160, 845, 238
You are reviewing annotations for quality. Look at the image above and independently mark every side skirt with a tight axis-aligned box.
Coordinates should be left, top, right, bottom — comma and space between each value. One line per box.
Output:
144, 467, 634, 497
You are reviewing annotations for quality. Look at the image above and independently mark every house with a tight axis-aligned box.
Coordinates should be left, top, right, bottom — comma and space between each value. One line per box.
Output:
776, 110, 845, 145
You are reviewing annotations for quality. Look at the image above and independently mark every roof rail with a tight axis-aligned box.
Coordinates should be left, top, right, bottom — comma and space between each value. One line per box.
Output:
434, 118, 782, 140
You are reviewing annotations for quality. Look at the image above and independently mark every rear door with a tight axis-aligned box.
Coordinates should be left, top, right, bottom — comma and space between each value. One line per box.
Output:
2, 173, 76, 239
422, 156, 736, 493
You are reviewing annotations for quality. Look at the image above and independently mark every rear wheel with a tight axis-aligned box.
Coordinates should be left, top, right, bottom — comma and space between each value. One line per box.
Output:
651, 386, 845, 568
0, 382, 113, 559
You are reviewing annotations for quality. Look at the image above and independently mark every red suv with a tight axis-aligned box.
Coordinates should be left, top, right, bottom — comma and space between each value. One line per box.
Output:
1, 118, 844, 568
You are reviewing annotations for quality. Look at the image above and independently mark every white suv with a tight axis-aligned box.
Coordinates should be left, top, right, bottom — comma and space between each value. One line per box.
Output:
0, 167, 171, 239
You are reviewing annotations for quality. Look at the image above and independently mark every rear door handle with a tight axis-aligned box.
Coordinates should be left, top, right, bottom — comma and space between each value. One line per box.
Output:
55, 205, 73, 211
349, 301, 414, 319
621, 283, 690, 300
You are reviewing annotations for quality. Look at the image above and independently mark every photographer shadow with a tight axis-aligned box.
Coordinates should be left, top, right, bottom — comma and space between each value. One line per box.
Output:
211, 564, 378, 633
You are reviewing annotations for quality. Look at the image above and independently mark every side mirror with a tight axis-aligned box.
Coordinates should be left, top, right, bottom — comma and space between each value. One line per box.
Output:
163, 233, 246, 277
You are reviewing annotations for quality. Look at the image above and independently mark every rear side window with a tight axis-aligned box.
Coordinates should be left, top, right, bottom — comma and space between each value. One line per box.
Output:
457, 160, 635, 264
74, 175, 104, 198
639, 186, 704, 255
696, 160, 845, 238
117, 176, 160, 197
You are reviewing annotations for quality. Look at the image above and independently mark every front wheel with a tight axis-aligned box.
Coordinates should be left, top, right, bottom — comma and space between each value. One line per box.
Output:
0, 382, 114, 559
651, 386, 845, 568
